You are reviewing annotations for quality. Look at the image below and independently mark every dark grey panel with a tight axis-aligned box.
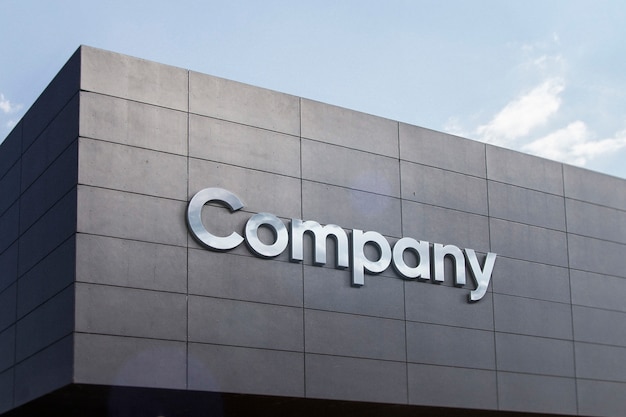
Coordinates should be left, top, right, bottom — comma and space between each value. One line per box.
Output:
75, 283, 186, 341
0, 162, 20, 216
491, 256, 571, 303
74, 333, 186, 389
571, 269, 626, 312
564, 163, 626, 211
401, 161, 488, 216
0, 368, 13, 414
408, 364, 497, 409
399, 123, 486, 178
576, 342, 626, 382
568, 234, 626, 277
567, 198, 626, 244
0, 202, 19, 255
493, 294, 572, 339
497, 372, 577, 415
578, 379, 626, 417
406, 321, 495, 370
0, 284, 16, 333
0, 121, 21, 180
188, 343, 304, 397
405, 282, 494, 330
0, 242, 18, 292
496, 332, 575, 377
188, 296, 303, 351
189, 249, 302, 307
304, 265, 404, 319
305, 354, 407, 404
0, 326, 14, 372
574, 306, 626, 347
486, 145, 563, 195
490, 218, 568, 267
305, 309, 405, 361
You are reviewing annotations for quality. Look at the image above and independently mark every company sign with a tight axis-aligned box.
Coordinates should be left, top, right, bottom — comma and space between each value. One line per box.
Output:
187, 188, 497, 302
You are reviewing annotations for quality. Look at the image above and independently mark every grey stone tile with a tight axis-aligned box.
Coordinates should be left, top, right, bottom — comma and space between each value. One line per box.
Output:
399, 123, 486, 177
189, 296, 303, 351
567, 198, 626, 244
81, 46, 188, 111
490, 218, 568, 267
568, 234, 626, 277
0, 121, 21, 180
301, 99, 398, 157
189, 71, 299, 135
0, 326, 14, 372
497, 372, 577, 415
493, 294, 572, 339
496, 332, 574, 377
0, 368, 13, 414
486, 145, 564, 195
564, 163, 626, 211
0, 285, 16, 333
302, 181, 401, 238
13, 334, 73, 407
304, 265, 404, 319
189, 114, 300, 177
408, 364, 497, 409
578, 379, 626, 417
0, 162, 20, 216
78, 138, 187, 200
406, 321, 495, 369
305, 354, 407, 404
76, 185, 187, 247
491, 257, 571, 303
0, 202, 19, 256
489, 181, 566, 230
189, 249, 302, 307
574, 306, 626, 347
79, 92, 188, 155
402, 200, 490, 253
571, 269, 626, 312
401, 161, 488, 215
405, 281, 494, 330
75, 283, 187, 341
0, 243, 18, 292
15, 285, 73, 362
302, 139, 400, 197
576, 342, 626, 383
305, 309, 405, 361
188, 343, 304, 397
74, 333, 186, 389
76, 234, 186, 293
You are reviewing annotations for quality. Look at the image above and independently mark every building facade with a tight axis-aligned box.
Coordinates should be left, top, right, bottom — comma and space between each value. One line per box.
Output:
1, 46, 626, 416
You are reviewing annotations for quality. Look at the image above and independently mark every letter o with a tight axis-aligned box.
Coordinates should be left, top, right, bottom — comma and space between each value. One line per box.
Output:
245, 212, 288, 258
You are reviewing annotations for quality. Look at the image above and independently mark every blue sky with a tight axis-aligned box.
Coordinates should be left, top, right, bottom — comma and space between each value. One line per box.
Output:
2, 1, 626, 178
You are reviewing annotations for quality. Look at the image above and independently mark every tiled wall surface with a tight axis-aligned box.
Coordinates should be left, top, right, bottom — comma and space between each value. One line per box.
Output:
2, 46, 626, 416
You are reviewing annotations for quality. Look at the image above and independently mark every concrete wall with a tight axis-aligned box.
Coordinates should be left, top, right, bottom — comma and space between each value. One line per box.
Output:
2, 45, 626, 416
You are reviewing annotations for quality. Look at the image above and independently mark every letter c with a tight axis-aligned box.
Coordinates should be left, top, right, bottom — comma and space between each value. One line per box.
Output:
187, 187, 245, 250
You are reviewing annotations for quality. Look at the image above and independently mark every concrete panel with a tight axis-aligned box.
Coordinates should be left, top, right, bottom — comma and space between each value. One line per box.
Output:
567, 198, 626, 244
0, 162, 20, 216
13, 334, 73, 407
405, 282, 494, 330
302, 181, 402, 238
0, 121, 21, 180
81, 46, 188, 111
15, 285, 73, 362
189, 296, 303, 351
0, 202, 19, 256
77, 185, 187, 247
78, 138, 187, 200
305, 309, 405, 361
189, 249, 302, 307
486, 145, 563, 195
496, 332, 574, 377
571, 269, 626, 312
79, 92, 188, 156
406, 321, 495, 369
491, 256, 571, 303
302, 139, 400, 197
0, 368, 13, 414
188, 343, 304, 397
408, 364, 497, 409
574, 306, 626, 347
304, 265, 404, 319
0, 285, 16, 333
75, 283, 186, 341
74, 333, 186, 389
76, 234, 186, 293
399, 123, 486, 177
578, 379, 626, 417
0, 326, 14, 372
305, 354, 407, 404
568, 234, 626, 277
490, 218, 568, 267
401, 161, 488, 216
576, 342, 626, 382
21, 94, 79, 192
497, 372, 577, 415
189, 114, 300, 177
189, 71, 299, 135
301, 99, 398, 157
489, 181, 566, 230
402, 200, 490, 253
0, 243, 18, 293
564, 164, 626, 211
493, 294, 572, 339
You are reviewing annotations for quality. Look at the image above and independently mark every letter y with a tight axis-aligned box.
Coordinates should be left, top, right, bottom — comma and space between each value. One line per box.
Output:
464, 249, 497, 302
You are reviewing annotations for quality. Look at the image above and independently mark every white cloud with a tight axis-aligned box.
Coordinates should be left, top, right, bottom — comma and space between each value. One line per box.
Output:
0, 93, 22, 114
474, 78, 564, 146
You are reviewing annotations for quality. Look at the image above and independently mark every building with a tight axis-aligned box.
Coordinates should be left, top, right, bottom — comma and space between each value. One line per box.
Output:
1, 46, 626, 416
